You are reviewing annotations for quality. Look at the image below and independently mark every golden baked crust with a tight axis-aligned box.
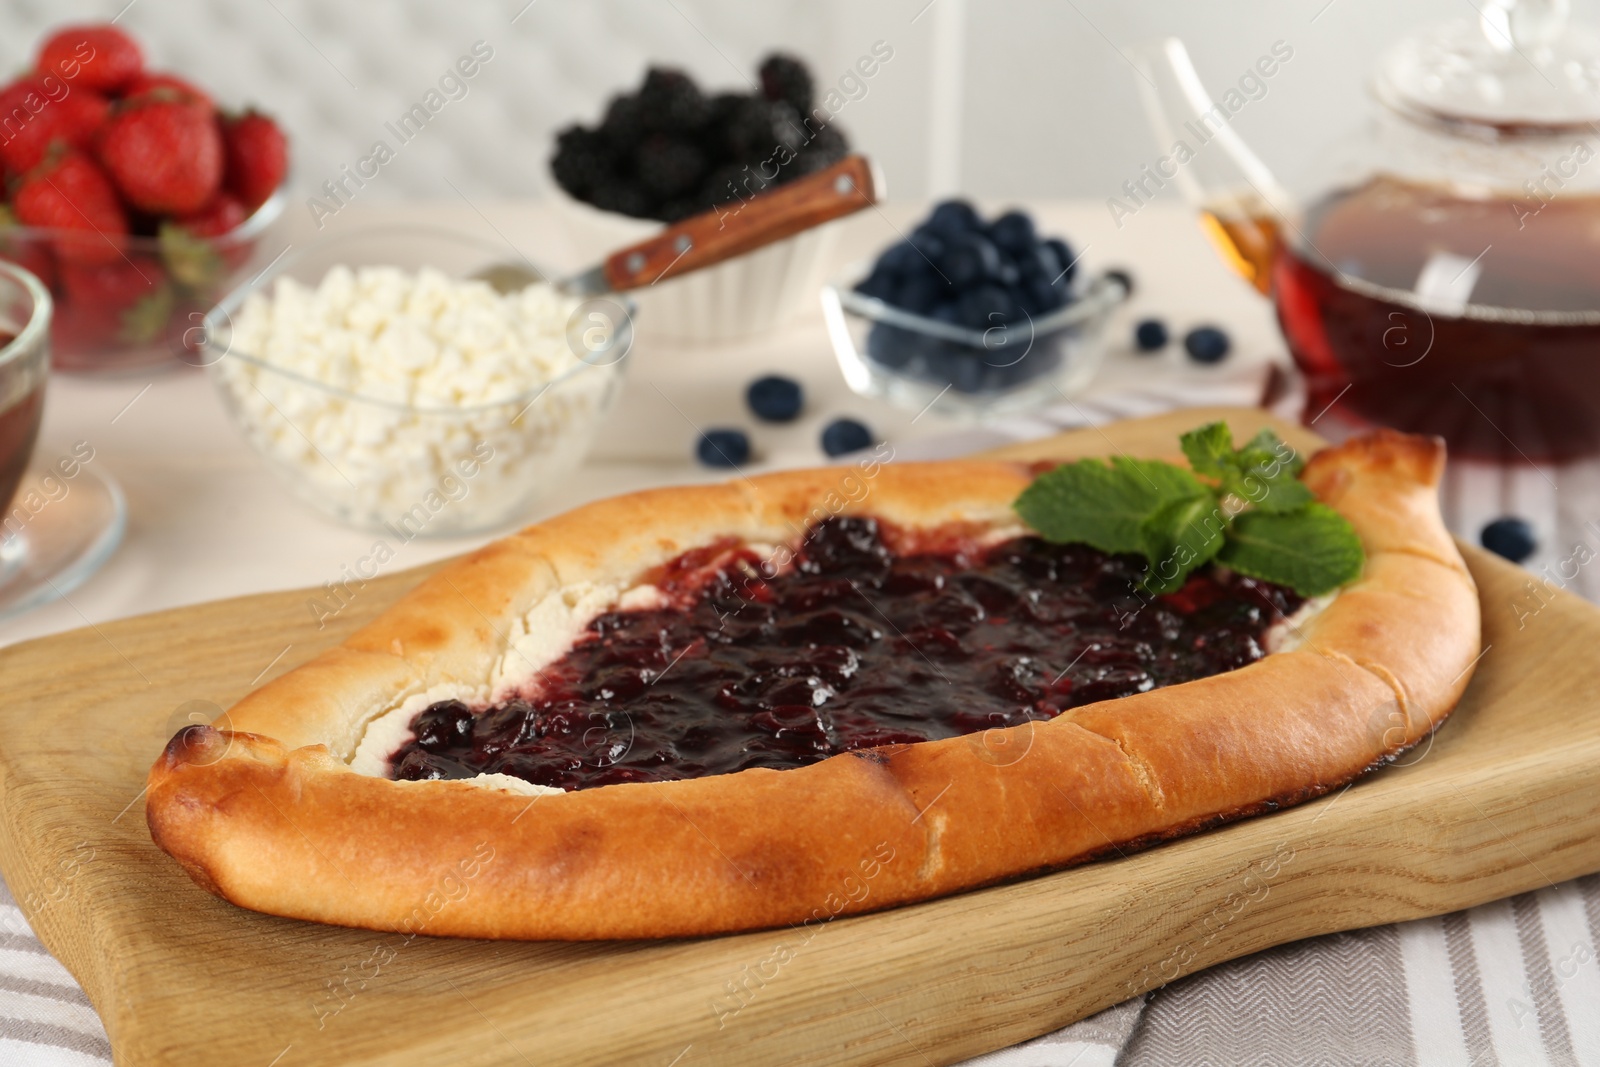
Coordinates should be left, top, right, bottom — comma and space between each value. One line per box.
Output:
146, 430, 1480, 939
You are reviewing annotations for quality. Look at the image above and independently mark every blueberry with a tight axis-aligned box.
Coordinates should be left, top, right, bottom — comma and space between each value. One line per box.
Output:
940, 232, 1002, 288
940, 348, 989, 394
895, 273, 950, 315
821, 418, 874, 457
878, 241, 923, 275
697, 428, 750, 468
1184, 325, 1231, 363
866, 323, 917, 368
854, 266, 897, 302
959, 284, 1018, 329
930, 301, 963, 326
1046, 238, 1076, 281
926, 199, 982, 236
988, 210, 1036, 256
908, 226, 946, 261
1480, 517, 1537, 563
1023, 275, 1069, 315
1134, 318, 1169, 352
1022, 243, 1062, 281
746, 375, 803, 422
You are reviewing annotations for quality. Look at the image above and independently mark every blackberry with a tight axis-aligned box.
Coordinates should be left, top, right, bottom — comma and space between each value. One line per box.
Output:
638, 67, 707, 133
635, 135, 706, 199
700, 162, 756, 208
792, 122, 847, 176
724, 97, 803, 159
550, 125, 612, 197
657, 197, 702, 222
599, 93, 649, 151
759, 53, 814, 116
587, 180, 656, 220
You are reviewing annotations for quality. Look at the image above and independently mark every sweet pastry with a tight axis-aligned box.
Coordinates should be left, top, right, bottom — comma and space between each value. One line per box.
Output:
146, 428, 1479, 939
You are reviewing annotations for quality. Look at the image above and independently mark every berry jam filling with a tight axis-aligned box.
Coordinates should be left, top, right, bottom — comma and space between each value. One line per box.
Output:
390, 516, 1303, 790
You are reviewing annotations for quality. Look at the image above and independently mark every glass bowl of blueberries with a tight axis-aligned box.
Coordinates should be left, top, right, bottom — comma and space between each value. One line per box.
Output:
822, 201, 1129, 418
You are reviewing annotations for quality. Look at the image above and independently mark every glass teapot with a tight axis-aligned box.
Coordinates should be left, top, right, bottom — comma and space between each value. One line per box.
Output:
1136, 0, 1600, 463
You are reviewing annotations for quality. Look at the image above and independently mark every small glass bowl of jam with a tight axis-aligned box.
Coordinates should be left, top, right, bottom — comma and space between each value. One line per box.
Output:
822, 263, 1129, 420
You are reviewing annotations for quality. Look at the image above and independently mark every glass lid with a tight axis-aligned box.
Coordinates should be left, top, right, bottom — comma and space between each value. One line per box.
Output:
1375, 0, 1600, 135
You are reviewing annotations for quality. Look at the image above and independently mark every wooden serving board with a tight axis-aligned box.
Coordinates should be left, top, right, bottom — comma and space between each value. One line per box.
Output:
2, 407, 1598, 1067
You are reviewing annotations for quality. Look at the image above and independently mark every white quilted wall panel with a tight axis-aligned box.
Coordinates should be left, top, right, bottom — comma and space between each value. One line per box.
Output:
0, 0, 1517, 214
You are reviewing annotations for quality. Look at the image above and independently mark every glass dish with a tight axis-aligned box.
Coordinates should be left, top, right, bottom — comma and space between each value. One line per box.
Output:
0, 260, 126, 618
0, 260, 51, 517
822, 262, 1130, 419
200, 226, 632, 536
0, 190, 285, 376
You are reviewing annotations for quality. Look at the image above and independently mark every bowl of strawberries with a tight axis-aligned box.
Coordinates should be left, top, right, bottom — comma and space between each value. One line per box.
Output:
0, 24, 288, 374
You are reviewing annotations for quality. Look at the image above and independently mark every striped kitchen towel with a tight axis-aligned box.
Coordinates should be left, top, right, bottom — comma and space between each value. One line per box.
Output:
957, 876, 1600, 1067
0, 879, 115, 1066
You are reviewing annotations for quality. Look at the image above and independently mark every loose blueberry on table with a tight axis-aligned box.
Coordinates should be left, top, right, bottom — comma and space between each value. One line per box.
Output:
1134, 318, 1169, 352
746, 374, 804, 423
696, 428, 750, 468
1480, 517, 1536, 563
391, 516, 1304, 790
1184, 326, 1232, 364
853, 201, 1082, 395
820, 417, 873, 457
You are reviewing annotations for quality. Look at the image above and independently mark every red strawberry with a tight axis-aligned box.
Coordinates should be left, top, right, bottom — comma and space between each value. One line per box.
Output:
37, 25, 143, 93
173, 193, 246, 238
58, 255, 173, 346
97, 95, 222, 215
58, 88, 109, 148
0, 207, 58, 290
123, 72, 213, 111
0, 76, 106, 176
12, 150, 128, 265
221, 111, 287, 211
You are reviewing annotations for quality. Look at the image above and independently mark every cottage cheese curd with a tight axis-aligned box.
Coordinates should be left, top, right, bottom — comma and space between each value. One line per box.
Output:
214, 266, 623, 533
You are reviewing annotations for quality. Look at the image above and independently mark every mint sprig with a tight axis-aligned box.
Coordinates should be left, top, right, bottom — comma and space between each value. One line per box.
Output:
1014, 423, 1364, 597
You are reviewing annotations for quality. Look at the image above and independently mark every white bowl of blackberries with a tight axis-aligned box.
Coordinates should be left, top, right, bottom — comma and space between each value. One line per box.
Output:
822, 202, 1130, 418
550, 55, 850, 343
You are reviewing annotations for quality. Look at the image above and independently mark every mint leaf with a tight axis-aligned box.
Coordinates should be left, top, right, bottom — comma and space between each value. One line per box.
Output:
1216, 503, 1364, 595
1139, 493, 1227, 594
1218, 428, 1311, 513
1237, 477, 1315, 514
1014, 455, 1207, 555
1180, 422, 1234, 479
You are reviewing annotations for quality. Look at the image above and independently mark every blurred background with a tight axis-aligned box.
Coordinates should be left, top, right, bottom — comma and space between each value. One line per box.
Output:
0, 0, 1493, 205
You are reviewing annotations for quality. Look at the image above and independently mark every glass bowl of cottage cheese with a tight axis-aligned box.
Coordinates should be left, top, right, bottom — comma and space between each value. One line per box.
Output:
201, 226, 631, 535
